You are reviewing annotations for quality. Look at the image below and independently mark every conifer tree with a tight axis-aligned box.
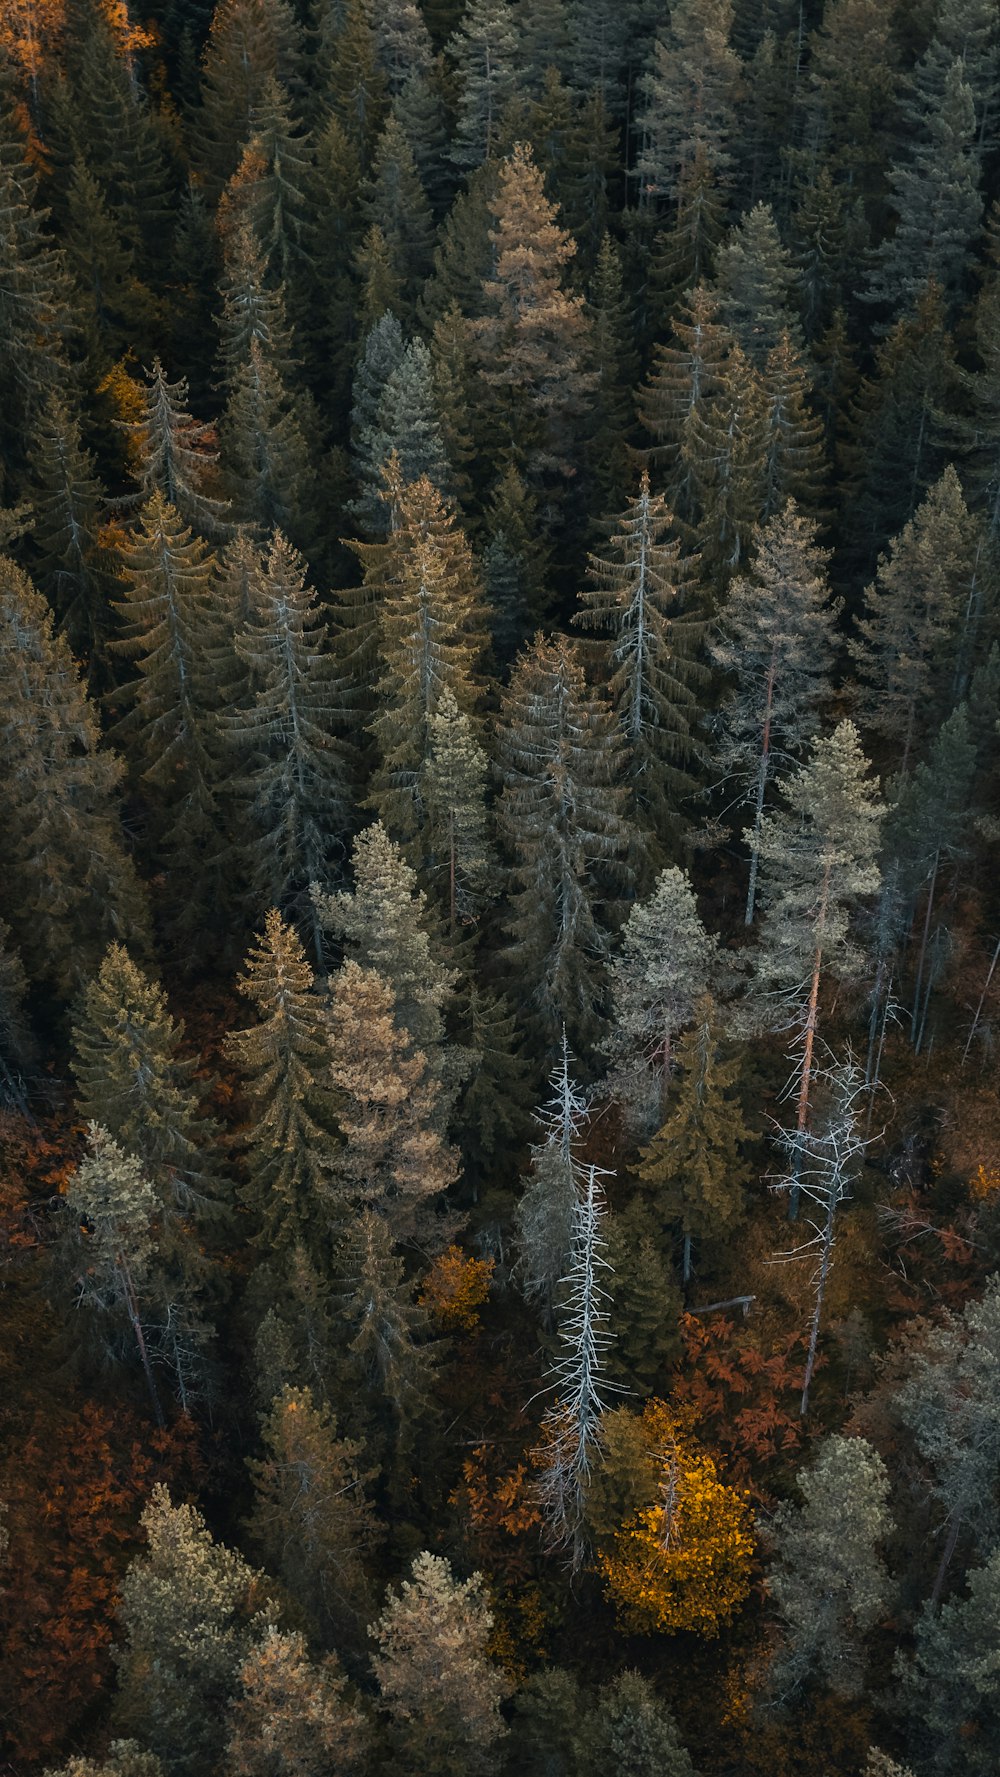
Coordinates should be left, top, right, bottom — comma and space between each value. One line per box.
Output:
574, 472, 705, 833
373, 0, 434, 94
768, 1434, 893, 1699
590, 1672, 697, 1777
753, 723, 884, 1215
229, 531, 353, 940
604, 1200, 684, 1398
113, 1488, 272, 1777
636, 0, 742, 210
196, 0, 305, 196
68, 7, 173, 272
422, 687, 496, 933
603, 866, 719, 1135
124, 357, 231, 539
713, 201, 800, 365
27, 390, 112, 662
473, 142, 594, 490
904, 0, 1000, 156
584, 234, 638, 513
760, 332, 827, 520
682, 339, 770, 585
370, 1552, 510, 1776
897, 1546, 1000, 1777
852, 466, 979, 775
481, 463, 550, 657
360, 115, 435, 315
392, 64, 453, 218
638, 998, 750, 1283
61, 154, 150, 376
224, 911, 340, 1257
231, 82, 316, 311
220, 338, 316, 546
309, 113, 362, 404
456, 985, 531, 1174
224, 1628, 370, 1777
447, 0, 519, 169
648, 144, 727, 320
352, 340, 452, 537
0, 557, 148, 995
72, 944, 220, 1222
216, 209, 298, 391
496, 634, 632, 1051
895, 705, 978, 1055
350, 310, 406, 482
334, 1206, 429, 1434
0, 89, 71, 463
325, 961, 459, 1233
636, 283, 731, 520
711, 501, 838, 924
515, 1039, 587, 1323
247, 1385, 376, 1648
0, 918, 32, 1110
319, 0, 387, 170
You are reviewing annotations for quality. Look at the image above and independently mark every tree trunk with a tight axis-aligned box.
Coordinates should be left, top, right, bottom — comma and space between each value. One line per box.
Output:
800, 1190, 836, 1417
745, 655, 776, 926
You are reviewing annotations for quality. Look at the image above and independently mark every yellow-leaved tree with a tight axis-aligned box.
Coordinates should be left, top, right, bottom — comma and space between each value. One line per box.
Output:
590, 1399, 754, 1637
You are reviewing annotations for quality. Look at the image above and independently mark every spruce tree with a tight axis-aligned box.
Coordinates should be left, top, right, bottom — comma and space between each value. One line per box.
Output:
228, 530, 353, 942
318, 0, 387, 170
68, 7, 173, 273
360, 114, 435, 316
224, 911, 340, 1258
635, 0, 742, 210
196, 0, 305, 197
224, 1629, 370, 1777
682, 339, 770, 586
0, 556, 148, 995
220, 338, 316, 547
760, 332, 827, 520
446, 0, 519, 170
0, 85, 71, 465
711, 501, 839, 923
713, 201, 801, 365
636, 283, 731, 520
0, 918, 32, 1110
574, 472, 706, 834
637, 998, 750, 1283
334, 1205, 429, 1436
422, 687, 496, 934
496, 634, 633, 1051
124, 358, 231, 540
352, 339, 452, 537
26, 390, 113, 663
898, 1547, 1000, 1777
590, 1672, 696, 1777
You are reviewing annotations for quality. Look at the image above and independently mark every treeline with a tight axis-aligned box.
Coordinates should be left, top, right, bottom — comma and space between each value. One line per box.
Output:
0, 2, 999, 1776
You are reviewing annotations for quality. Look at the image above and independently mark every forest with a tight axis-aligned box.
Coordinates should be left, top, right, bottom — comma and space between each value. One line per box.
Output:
0, 0, 999, 1772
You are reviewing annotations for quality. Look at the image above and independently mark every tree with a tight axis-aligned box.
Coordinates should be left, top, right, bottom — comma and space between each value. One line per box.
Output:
324, 961, 459, 1233
422, 687, 496, 934
713, 202, 800, 366
635, 0, 742, 210
473, 142, 594, 491
334, 1206, 430, 1438
637, 283, 730, 516
767, 1433, 892, 1700
0, 90, 71, 461
446, 0, 519, 170
603, 867, 718, 1136
590, 1672, 697, 1777
72, 943, 220, 1225
752, 722, 884, 1216
710, 501, 838, 924
45, 1747, 165, 1777
682, 339, 770, 586
0, 917, 32, 1110
27, 390, 113, 662
496, 634, 632, 1051
352, 337, 452, 537
0, 556, 148, 996
370, 1551, 509, 1775
852, 465, 979, 775
224, 911, 340, 1257
229, 531, 353, 944
515, 1039, 588, 1323
113, 1487, 272, 1777
760, 332, 827, 520
593, 1399, 754, 1637
866, 59, 983, 319
247, 1386, 376, 1648
897, 1544, 1000, 1776
123, 357, 231, 539
196, 0, 305, 196
638, 998, 750, 1284
224, 1629, 370, 1777
220, 338, 316, 546
535, 1162, 616, 1569
360, 114, 435, 314
574, 473, 706, 833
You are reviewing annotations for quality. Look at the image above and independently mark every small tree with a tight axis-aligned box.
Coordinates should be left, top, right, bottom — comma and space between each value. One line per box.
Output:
897, 1544, 1000, 1776
369, 1551, 510, 1776
767, 1434, 892, 1702
224, 1628, 370, 1777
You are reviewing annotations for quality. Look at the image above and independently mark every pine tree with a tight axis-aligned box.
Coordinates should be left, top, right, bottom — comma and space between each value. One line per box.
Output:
392, 64, 453, 218
603, 866, 719, 1135
604, 1199, 685, 1398
473, 142, 594, 489
760, 331, 827, 520
122, 357, 231, 540
904, 0, 1000, 157
72, 943, 220, 1223
26, 390, 113, 663
866, 59, 983, 319
319, 0, 388, 170
196, 0, 305, 197
68, 7, 173, 273
713, 200, 801, 358
62, 154, 151, 376
422, 687, 496, 934
711, 501, 838, 923
325, 960, 460, 1233
113, 1487, 272, 1777
496, 634, 632, 1051
753, 723, 884, 1216
481, 462, 550, 658
447, 0, 520, 170
216, 209, 298, 391
583, 234, 637, 513
638, 998, 750, 1283
352, 340, 452, 537
309, 113, 362, 406
635, 0, 743, 210
682, 339, 770, 586
636, 283, 731, 519
898, 1546, 1000, 1777
369, 1552, 510, 1776
231, 80, 316, 311
0, 89, 71, 466
228, 531, 353, 941
224, 1629, 370, 1777
768, 1434, 893, 1699
334, 1206, 429, 1434
0, 556, 148, 995
224, 911, 340, 1257
360, 114, 435, 315
366, 473, 487, 849
219, 338, 316, 546
852, 465, 979, 775
574, 472, 706, 833
590, 1672, 697, 1777
247, 1385, 376, 1648
535, 1162, 616, 1570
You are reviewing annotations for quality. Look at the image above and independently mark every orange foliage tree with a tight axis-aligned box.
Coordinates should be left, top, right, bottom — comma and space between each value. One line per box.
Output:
669, 1313, 808, 1502
420, 1244, 494, 1332
593, 1399, 755, 1638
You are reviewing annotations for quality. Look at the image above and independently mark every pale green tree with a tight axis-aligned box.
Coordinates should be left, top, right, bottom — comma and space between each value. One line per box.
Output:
897, 1544, 1000, 1776
224, 1629, 370, 1777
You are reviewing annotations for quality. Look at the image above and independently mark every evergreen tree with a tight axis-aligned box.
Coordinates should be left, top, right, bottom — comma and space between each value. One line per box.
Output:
224, 1628, 370, 1777
247, 1385, 376, 1648
635, 0, 742, 210
319, 0, 387, 170
334, 1206, 429, 1435
68, 7, 174, 273
113, 1488, 272, 1777
353, 337, 452, 537
224, 911, 340, 1257
852, 466, 980, 775
447, 0, 520, 170
898, 1546, 1000, 1777
713, 201, 800, 365
496, 634, 632, 1051
481, 462, 550, 657
45, 1748, 164, 1777
711, 501, 838, 923
603, 866, 719, 1135
124, 357, 231, 539
196, 0, 305, 196
360, 115, 435, 316
604, 1198, 685, 1397
229, 531, 353, 941
574, 472, 705, 834
584, 235, 638, 513
753, 723, 884, 1215
26, 390, 113, 663
637, 998, 750, 1283
590, 1671, 697, 1777
904, 0, 1000, 156
0, 918, 32, 1110
220, 338, 316, 547
515, 1039, 587, 1323
62, 153, 151, 376
422, 686, 496, 934
456, 985, 531, 1174
0, 557, 148, 995
0, 95, 71, 476
760, 332, 827, 520
637, 283, 731, 520
370, 1552, 510, 1777
473, 142, 594, 490
768, 1434, 893, 1699
682, 339, 770, 586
